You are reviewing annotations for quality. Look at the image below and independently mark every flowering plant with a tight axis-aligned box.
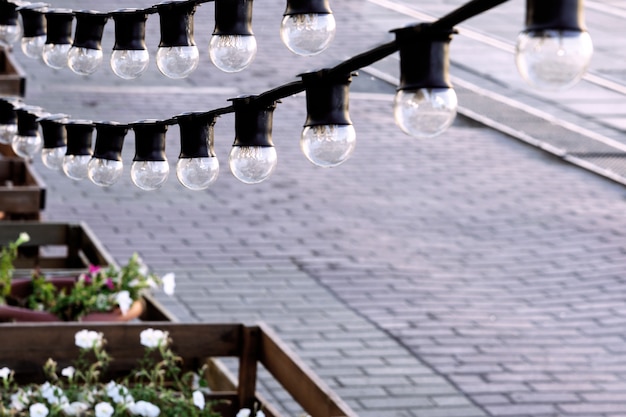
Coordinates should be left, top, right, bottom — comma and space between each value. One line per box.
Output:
0, 328, 219, 417
0, 233, 175, 321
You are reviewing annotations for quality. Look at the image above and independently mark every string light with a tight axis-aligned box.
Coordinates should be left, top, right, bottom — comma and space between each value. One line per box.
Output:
155, 1, 200, 79
0, 0, 22, 47
0, 0, 594, 190
209, 0, 257, 73
68, 11, 109, 76
62, 120, 94, 181
17, 3, 47, 59
38, 114, 68, 171
280, 0, 336, 56
42, 9, 74, 70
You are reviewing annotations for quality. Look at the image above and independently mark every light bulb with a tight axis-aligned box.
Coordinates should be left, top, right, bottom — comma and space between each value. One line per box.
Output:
12, 106, 43, 159
176, 157, 219, 190
89, 121, 128, 187
516, 29, 593, 91
280, 13, 335, 56
18, 4, 48, 59
42, 9, 74, 70
156, 46, 199, 79
39, 114, 69, 171
62, 155, 91, 180
0, 22, 22, 46
229, 146, 277, 184
0, 123, 17, 145
88, 158, 124, 187
301, 125, 355, 167
42, 147, 66, 170
63, 120, 94, 181
111, 9, 150, 80
12, 133, 42, 158
209, 35, 256, 73
42, 43, 71, 69
393, 88, 457, 138
0, 99, 18, 145
110, 50, 150, 79
68, 47, 103, 75
21, 35, 46, 58
131, 161, 169, 190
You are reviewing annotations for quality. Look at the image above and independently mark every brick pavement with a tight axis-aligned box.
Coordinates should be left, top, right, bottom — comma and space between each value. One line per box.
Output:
8, 0, 626, 417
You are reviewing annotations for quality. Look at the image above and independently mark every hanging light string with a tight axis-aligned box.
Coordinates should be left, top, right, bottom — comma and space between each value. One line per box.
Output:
0, 0, 593, 190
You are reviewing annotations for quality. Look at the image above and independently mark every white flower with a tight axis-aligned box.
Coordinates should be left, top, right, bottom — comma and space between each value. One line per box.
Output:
236, 409, 251, 417
29, 403, 49, 417
257, 411, 266, 417
140, 328, 169, 349
62, 402, 89, 416
74, 330, 103, 349
61, 366, 75, 379
106, 381, 133, 405
115, 290, 133, 315
17, 232, 30, 244
95, 402, 115, 417
161, 273, 176, 296
192, 390, 205, 410
129, 400, 160, 417
11, 389, 30, 411
0, 366, 11, 380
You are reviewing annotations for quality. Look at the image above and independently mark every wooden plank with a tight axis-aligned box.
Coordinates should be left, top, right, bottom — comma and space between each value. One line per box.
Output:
0, 48, 26, 96
237, 325, 260, 410
258, 323, 358, 417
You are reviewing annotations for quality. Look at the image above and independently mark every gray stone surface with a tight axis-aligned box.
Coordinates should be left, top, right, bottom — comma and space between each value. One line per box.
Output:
6, 0, 626, 416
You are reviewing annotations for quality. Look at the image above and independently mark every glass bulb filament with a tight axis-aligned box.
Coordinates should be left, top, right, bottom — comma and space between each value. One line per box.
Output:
229, 146, 277, 184
209, 34, 257, 73
280, 13, 336, 56
301, 124, 356, 167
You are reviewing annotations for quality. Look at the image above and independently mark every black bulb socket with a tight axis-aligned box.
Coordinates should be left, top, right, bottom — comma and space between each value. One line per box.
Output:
175, 112, 217, 159
131, 120, 168, 162
230, 96, 276, 148
157, 1, 197, 47
284, 0, 332, 16
93, 122, 128, 161
393, 24, 454, 91
0, 1, 19, 26
111, 9, 148, 50
524, 0, 586, 32
301, 70, 353, 127
38, 115, 67, 149
72, 10, 108, 50
0, 98, 18, 125
18, 4, 47, 38
213, 0, 254, 36
45, 9, 74, 45
65, 120, 94, 156
15, 107, 41, 137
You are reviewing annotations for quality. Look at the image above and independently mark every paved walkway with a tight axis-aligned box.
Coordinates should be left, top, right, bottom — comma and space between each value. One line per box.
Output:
8, 1, 626, 416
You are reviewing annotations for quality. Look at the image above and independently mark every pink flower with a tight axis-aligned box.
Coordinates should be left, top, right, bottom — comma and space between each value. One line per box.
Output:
89, 265, 101, 274
105, 279, 115, 290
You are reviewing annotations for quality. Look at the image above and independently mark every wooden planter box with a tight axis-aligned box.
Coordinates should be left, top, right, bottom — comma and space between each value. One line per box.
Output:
0, 221, 112, 275
0, 158, 46, 220
0, 47, 26, 96
0, 322, 357, 417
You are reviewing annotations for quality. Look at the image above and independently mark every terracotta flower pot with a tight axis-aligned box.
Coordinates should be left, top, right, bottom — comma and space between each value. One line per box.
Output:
0, 278, 145, 322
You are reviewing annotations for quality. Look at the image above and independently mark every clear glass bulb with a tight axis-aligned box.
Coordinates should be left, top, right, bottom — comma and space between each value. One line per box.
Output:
156, 46, 200, 79
110, 49, 150, 80
11, 133, 42, 158
0, 22, 22, 46
41, 146, 66, 171
131, 160, 169, 190
176, 157, 219, 190
88, 158, 124, 187
68, 47, 103, 76
301, 124, 356, 167
42, 43, 71, 69
0, 123, 17, 144
21, 35, 46, 59
280, 13, 336, 56
516, 29, 593, 91
62, 155, 91, 180
393, 88, 458, 138
229, 146, 277, 184
209, 34, 257, 73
